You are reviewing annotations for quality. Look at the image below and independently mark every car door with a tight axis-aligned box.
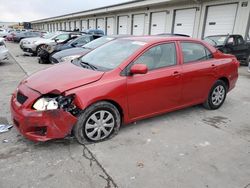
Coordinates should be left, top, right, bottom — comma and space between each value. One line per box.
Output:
126, 42, 182, 119
233, 35, 249, 60
180, 42, 217, 105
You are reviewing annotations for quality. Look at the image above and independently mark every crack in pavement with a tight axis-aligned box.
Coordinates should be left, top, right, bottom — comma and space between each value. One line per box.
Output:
82, 145, 118, 188
8, 51, 28, 76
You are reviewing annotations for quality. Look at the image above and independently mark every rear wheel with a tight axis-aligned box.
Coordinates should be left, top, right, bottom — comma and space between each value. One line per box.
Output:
203, 80, 227, 110
36, 44, 44, 55
74, 101, 121, 144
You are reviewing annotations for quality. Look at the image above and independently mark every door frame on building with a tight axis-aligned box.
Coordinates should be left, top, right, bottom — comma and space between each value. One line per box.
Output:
117, 15, 129, 35
171, 7, 198, 36
201, 2, 239, 39
149, 11, 168, 35
131, 13, 146, 35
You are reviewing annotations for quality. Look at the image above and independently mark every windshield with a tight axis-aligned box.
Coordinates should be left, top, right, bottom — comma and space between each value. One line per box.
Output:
42, 33, 57, 39
80, 39, 147, 71
83, 36, 115, 49
204, 36, 227, 46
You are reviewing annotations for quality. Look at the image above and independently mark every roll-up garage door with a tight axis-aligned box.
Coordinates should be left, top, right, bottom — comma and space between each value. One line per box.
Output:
132, 14, 145, 35
66, 22, 69, 30
174, 8, 196, 36
97, 18, 104, 31
204, 3, 238, 37
81, 20, 87, 31
75, 21, 80, 30
150, 12, 167, 35
107, 17, 115, 35
88, 19, 95, 29
118, 16, 129, 34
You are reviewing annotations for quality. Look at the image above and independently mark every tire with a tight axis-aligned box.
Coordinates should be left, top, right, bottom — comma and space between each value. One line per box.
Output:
203, 80, 227, 110
36, 44, 44, 55
74, 101, 121, 144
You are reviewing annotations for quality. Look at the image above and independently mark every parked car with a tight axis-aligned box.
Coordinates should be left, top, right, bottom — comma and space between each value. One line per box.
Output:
204, 34, 250, 65
38, 34, 98, 64
0, 38, 8, 62
82, 29, 104, 36
11, 36, 239, 143
20, 32, 82, 55
13, 31, 42, 43
50, 35, 128, 64
0, 29, 9, 38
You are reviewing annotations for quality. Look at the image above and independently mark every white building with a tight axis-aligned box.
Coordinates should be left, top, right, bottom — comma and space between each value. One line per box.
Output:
31, 0, 250, 39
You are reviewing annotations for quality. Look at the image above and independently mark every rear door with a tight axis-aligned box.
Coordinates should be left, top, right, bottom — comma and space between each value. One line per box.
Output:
180, 42, 217, 105
227, 35, 249, 60
127, 42, 182, 119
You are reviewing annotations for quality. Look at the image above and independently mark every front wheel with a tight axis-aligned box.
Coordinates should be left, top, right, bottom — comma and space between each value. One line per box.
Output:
203, 80, 227, 110
74, 101, 121, 144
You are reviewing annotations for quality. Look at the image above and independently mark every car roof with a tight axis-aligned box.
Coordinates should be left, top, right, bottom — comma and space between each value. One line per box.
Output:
121, 36, 200, 43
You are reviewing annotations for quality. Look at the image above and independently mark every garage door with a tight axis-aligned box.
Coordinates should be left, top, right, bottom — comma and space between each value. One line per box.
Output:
150, 12, 167, 35
81, 20, 87, 31
132, 14, 145, 35
107, 17, 115, 35
204, 4, 238, 37
97, 18, 105, 31
118, 16, 129, 34
174, 8, 196, 36
75, 21, 80, 30
88, 19, 95, 29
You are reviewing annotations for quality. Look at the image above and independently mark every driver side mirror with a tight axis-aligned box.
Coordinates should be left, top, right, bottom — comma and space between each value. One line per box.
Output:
54, 38, 59, 43
130, 64, 148, 75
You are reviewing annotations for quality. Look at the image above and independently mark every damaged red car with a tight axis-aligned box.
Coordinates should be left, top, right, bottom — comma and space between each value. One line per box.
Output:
10, 36, 239, 144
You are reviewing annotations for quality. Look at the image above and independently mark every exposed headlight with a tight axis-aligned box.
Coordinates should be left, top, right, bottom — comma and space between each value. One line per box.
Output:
33, 97, 58, 111
61, 55, 81, 62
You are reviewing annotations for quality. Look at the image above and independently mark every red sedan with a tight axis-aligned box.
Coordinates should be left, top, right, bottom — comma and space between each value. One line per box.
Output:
10, 36, 239, 144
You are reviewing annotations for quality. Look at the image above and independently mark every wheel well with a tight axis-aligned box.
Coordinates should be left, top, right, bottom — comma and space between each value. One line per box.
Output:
218, 77, 229, 90
104, 100, 124, 119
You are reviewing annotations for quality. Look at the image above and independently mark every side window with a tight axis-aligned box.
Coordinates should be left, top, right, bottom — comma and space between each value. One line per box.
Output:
227, 37, 236, 45
236, 36, 244, 45
54, 34, 69, 41
75, 36, 91, 45
134, 43, 177, 71
181, 42, 212, 63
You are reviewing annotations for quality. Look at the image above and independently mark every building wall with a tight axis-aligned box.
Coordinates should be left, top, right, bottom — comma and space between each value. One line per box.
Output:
31, 0, 250, 39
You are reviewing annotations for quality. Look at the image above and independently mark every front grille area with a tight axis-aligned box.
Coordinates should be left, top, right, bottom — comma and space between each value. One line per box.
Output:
16, 92, 28, 104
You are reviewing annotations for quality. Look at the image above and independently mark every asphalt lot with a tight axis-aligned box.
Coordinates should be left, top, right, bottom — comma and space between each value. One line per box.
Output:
0, 41, 250, 188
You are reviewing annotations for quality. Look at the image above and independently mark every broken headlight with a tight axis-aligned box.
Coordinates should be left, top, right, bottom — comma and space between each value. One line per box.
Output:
33, 97, 58, 111
33, 95, 76, 112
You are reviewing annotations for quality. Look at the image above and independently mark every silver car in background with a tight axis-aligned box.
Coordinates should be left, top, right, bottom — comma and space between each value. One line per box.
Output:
0, 38, 8, 62
20, 32, 82, 55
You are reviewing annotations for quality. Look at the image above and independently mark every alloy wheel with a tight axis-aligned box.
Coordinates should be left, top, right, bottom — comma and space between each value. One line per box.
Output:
85, 110, 115, 141
211, 85, 225, 106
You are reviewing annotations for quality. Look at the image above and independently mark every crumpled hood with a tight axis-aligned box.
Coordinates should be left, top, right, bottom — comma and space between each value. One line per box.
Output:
23, 62, 104, 94
52, 47, 90, 60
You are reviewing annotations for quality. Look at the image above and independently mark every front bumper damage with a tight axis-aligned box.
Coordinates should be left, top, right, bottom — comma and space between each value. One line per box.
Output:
10, 84, 77, 142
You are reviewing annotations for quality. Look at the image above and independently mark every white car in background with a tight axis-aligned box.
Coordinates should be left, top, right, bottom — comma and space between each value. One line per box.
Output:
0, 38, 8, 62
20, 32, 81, 55
0, 29, 9, 38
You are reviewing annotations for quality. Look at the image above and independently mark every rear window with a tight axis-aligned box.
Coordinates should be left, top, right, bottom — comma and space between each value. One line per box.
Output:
181, 42, 213, 63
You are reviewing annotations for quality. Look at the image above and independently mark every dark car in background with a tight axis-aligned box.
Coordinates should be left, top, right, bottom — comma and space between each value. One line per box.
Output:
50, 35, 128, 64
38, 34, 100, 64
204, 34, 250, 65
13, 31, 42, 42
